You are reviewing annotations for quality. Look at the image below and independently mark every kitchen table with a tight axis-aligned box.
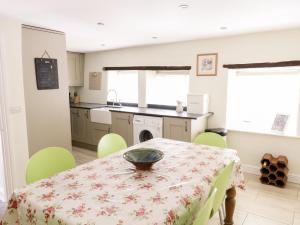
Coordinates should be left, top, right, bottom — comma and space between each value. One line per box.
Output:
1, 138, 245, 225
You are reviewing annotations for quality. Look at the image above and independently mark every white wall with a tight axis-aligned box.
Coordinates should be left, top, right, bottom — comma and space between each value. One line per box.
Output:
22, 26, 72, 156
80, 28, 300, 176
0, 16, 29, 189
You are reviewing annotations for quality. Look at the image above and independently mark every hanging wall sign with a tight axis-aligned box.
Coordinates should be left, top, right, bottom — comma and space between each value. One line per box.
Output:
34, 54, 59, 90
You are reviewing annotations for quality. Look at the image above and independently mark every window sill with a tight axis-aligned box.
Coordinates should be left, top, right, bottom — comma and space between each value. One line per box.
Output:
228, 126, 300, 139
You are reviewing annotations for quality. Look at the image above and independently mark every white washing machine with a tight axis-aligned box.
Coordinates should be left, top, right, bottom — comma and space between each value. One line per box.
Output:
133, 115, 163, 144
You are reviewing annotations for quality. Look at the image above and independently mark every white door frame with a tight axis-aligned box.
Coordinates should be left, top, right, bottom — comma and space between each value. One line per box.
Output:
0, 37, 15, 201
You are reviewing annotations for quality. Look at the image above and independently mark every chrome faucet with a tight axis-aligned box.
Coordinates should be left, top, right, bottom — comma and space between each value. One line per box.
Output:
107, 89, 118, 107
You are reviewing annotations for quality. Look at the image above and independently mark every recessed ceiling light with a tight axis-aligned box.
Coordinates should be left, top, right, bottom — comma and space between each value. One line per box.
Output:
220, 26, 228, 30
101, 44, 106, 47
179, 4, 189, 9
97, 22, 104, 26
152, 36, 159, 39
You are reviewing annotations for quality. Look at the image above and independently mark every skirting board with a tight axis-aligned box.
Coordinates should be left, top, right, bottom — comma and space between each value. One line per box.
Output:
242, 164, 300, 185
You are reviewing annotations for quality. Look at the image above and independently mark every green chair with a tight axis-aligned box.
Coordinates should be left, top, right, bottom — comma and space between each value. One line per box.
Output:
192, 187, 217, 225
26, 147, 76, 184
97, 133, 127, 158
211, 161, 235, 225
193, 132, 227, 148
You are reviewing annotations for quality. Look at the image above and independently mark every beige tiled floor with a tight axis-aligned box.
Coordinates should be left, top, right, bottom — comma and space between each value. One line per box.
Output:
72, 146, 97, 165
209, 173, 300, 225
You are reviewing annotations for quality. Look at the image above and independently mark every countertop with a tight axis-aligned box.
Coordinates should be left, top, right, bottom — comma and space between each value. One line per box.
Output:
70, 102, 213, 119
109, 107, 213, 119
70, 102, 106, 109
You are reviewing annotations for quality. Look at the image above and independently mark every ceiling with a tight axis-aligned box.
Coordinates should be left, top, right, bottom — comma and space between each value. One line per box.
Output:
1, 0, 300, 52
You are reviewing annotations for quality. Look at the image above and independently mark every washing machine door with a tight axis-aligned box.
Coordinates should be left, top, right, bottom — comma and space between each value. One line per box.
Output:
139, 129, 154, 142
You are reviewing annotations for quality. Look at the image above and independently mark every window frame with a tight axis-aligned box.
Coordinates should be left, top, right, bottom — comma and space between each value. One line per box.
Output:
106, 70, 190, 110
226, 67, 300, 138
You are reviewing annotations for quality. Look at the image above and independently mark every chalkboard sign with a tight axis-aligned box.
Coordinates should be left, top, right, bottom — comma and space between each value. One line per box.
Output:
34, 58, 59, 90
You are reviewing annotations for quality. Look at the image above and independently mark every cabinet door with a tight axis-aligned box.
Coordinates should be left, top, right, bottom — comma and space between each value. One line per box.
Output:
80, 109, 92, 144
163, 117, 191, 142
70, 108, 84, 142
68, 53, 77, 86
90, 123, 111, 146
111, 112, 133, 146
67, 52, 84, 87
78, 54, 84, 86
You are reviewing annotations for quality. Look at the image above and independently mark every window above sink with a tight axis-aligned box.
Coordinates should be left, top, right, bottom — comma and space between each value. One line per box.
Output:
106, 70, 190, 108
107, 71, 139, 104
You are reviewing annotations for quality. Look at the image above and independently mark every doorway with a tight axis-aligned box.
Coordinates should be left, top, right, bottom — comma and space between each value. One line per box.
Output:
0, 39, 13, 203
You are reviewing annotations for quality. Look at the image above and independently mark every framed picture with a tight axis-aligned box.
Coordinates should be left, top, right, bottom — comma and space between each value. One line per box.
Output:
271, 114, 289, 132
196, 53, 218, 76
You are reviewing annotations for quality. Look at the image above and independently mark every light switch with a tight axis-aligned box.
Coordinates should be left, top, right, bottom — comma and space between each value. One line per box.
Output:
9, 106, 22, 114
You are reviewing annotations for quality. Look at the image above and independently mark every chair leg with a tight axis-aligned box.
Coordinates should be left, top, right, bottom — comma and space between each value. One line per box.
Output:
218, 209, 224, 225
221, 201, 225, 218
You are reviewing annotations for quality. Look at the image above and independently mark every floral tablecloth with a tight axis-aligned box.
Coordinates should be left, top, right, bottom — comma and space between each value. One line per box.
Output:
1, 138, 245, 225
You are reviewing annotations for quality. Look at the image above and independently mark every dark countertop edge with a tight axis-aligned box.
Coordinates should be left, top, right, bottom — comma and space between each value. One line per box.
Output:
109, 109, 214, 120
70, 103, 106, 109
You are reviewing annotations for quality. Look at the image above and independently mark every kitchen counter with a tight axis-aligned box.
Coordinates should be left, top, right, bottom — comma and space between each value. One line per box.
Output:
70, 102, 106, 109
70, 102, 213, 119
109, 106, 213, 119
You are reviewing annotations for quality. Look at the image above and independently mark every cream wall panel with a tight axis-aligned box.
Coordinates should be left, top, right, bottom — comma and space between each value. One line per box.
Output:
22, 27, 72, 155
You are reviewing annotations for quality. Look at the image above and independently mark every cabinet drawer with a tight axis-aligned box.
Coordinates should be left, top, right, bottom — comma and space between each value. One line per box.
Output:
90, 122, 111, 146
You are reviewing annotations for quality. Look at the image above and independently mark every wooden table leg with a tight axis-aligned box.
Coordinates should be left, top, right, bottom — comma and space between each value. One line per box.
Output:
224, 187, 236, 225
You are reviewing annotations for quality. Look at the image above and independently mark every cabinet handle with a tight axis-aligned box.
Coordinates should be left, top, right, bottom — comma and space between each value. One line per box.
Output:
85, 111, 89, 119
128, 115, 131, 125
108, 127, 111, 133
185, 121, 188, 132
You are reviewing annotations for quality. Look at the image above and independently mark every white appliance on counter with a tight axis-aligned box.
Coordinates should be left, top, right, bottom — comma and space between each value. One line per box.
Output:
187, 93, 209, 114
133, 115, 163, 145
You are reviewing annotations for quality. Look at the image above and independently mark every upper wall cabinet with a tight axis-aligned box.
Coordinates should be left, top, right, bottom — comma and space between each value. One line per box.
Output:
67, 52, 84, 86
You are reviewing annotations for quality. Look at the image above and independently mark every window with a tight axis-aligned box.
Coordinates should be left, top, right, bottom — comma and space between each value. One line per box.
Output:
146, 71, 189, 106
107, 71, 138, 104
226, 67, 300, 137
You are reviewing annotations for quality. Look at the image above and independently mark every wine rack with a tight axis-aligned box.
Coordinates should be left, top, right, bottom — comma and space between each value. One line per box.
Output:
260, 153, 289, 188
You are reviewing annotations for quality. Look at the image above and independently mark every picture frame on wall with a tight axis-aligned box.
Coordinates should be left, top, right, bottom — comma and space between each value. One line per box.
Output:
196, 53, 218, 76
271, 114, 289, 132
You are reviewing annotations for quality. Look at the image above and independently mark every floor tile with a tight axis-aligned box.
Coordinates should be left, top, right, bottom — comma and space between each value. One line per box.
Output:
243, 213, 289, 225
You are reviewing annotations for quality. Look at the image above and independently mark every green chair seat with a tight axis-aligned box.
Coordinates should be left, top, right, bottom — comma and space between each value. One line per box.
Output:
193, 132, 227, 148
97, 133, 127, 158
26, 147, 76, 184
192, 187, 217, 225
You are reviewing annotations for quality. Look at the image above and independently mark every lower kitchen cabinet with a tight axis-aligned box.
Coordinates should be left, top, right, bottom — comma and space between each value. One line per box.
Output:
70, 108, 90, 143
90, 122, 111, 146
111, 112, 133, 146
163, 117, 191, 142
163, 117, 207, 142
70, 108, 110, 147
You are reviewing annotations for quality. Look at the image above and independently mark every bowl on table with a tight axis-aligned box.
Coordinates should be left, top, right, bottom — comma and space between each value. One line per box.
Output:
123, 148, 164, 170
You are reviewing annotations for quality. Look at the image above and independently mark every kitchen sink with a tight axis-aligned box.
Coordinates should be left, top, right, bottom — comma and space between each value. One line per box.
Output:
90, 108, 112, 124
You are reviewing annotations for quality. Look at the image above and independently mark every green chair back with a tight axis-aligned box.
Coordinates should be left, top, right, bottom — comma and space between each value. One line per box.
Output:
193, 187, 217, 225
97, 133, 127, 158
211, 161, 234, 217
26, 147, 76, 184
193, 132, 227, 148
